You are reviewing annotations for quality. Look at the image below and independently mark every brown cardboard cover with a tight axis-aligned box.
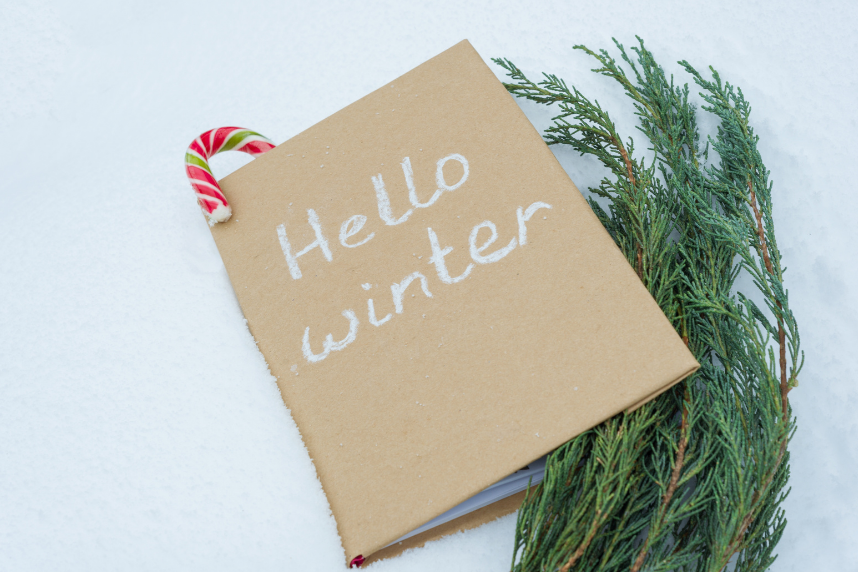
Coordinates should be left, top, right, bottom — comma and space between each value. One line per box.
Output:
210, 40, 699, 562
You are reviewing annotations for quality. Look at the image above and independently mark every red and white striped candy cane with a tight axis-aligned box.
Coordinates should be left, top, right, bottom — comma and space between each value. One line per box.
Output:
185, 127, 276, 223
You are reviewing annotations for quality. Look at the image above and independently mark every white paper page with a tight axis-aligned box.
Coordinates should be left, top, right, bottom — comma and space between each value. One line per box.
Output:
386, 456, 547, 547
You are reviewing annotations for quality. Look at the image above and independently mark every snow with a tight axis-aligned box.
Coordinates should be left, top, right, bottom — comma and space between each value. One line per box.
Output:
1, 1, 856, 570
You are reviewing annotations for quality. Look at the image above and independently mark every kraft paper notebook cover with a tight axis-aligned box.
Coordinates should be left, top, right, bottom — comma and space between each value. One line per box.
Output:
208, 40, 699, 564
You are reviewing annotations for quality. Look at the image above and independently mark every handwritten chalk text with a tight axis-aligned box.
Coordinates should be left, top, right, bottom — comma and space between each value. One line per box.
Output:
276, 152, 553, 363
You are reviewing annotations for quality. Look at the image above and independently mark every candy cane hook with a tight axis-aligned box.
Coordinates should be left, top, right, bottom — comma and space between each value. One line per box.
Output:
185, 127, 276, 223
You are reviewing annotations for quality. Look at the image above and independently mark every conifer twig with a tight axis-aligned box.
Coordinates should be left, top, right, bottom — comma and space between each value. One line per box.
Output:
495, 36, 802, 572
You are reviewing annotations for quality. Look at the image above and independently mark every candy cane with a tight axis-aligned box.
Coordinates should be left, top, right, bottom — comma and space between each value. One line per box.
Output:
185, 127, 276, 223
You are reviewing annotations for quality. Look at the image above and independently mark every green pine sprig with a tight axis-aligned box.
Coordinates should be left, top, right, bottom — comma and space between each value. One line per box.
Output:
494, 37, 802, 572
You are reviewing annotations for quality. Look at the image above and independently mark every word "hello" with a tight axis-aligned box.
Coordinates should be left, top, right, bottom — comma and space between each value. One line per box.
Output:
277, 153, 469, 280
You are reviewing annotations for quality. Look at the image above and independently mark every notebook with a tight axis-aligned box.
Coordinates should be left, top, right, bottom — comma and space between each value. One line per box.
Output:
208, 39, 699, 565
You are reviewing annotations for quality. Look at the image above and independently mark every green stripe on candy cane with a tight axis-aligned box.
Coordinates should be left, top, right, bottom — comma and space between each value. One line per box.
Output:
185, 127, 276, 223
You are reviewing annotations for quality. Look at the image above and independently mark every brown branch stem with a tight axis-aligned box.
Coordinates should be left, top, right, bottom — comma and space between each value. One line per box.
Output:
618, 144, 637, 189
613, 138, 644, 281
630, 396, 690, 572
747, 179, 789, 420
716, 179, 792, 571
718, 435, 789, 570
559, 510, 603, 572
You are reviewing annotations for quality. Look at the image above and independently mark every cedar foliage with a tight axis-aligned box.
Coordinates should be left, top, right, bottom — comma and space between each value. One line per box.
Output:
493, 38, 803, 572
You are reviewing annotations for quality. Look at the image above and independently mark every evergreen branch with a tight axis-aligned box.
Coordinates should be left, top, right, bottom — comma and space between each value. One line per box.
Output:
495, 36, 801, 572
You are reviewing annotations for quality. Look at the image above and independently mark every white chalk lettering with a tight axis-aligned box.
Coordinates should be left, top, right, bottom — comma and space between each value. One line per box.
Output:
372, 172, 413, 226
367, 298, 392, 327
403, 157, 443, 208
302, 309, 359, 363
517, 202, 553, 246
436, 154, 469, 192
277, 208, 333, 280
391, 272, 433, 314
280, 144, 558, 365
469, 220, 517, 264
427, 227, 474, 284
340, 214, 375, 248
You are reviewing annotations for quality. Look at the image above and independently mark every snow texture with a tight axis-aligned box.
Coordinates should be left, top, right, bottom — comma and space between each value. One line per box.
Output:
1, 1, 856, 570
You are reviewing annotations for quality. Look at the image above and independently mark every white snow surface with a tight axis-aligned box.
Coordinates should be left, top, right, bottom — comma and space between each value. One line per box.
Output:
1, 1, 856, 570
